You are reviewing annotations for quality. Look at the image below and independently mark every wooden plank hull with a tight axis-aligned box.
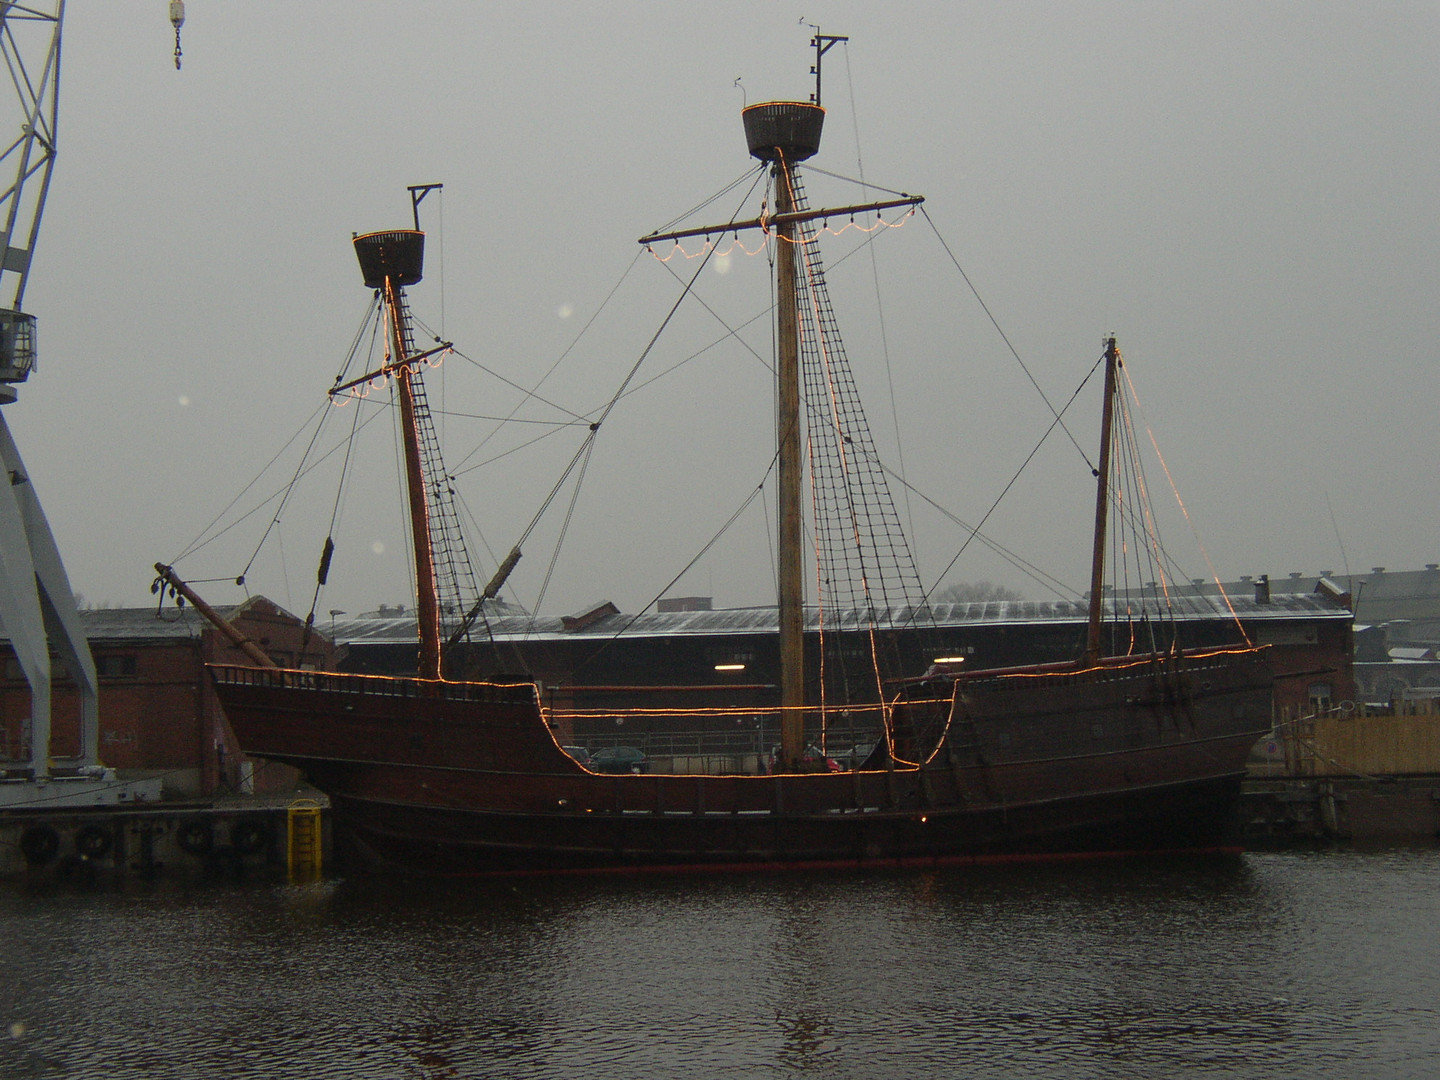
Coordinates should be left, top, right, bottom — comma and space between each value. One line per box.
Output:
210, 647, 1273, 874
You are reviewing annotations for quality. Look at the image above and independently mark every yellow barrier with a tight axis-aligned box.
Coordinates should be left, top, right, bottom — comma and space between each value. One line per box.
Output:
1262, 704, 1440, 777
1310, 713, 1440, 776
286, 799, 324, 881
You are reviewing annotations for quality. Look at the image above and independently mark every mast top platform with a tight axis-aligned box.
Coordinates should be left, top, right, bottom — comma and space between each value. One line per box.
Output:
353, 229, 425, 289
743, 101, 825, 162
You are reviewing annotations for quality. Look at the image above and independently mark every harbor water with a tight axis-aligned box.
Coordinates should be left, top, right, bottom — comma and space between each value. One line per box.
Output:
3, 848, 1437, 1079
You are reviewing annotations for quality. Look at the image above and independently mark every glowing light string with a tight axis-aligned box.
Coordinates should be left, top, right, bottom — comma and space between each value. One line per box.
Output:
775, 163, 931, 763
645, 208, 917, 263
1121, 362, 1253, 645
328, 344, 455, 405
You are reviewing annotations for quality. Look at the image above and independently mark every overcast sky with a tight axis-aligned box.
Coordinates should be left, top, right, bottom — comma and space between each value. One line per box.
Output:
7, 1, 1438, 620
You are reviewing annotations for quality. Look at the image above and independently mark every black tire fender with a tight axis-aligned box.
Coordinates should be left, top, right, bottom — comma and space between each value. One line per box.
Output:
20, 825, 61, 866
175, 819, 214, 856
229, 819, 272, 856
74, 824, 114, 860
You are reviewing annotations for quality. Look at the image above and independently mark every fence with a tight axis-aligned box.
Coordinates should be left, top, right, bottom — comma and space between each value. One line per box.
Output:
1254, 697, 1440, 778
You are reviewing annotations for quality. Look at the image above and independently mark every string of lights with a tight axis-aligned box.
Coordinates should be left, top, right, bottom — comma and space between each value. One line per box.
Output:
645, 207, 917, 263
759, 167, 933, 753
1120, 363, 1254, 645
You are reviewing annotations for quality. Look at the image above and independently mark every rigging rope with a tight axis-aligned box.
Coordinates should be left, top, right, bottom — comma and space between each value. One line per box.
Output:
169, 398, 329, 567
1120, 362, 1254, 644
297, 393, 366, 656
926, 350, 1106, 603
773, 164, 932, 734
839, 43, 920, 567
498, 175, 770, 618
873, 457, 1077, 602
426, 296, 615, 474
568, 461, 776, 681
531, 433, 598, 618
919, 206, 1093, 468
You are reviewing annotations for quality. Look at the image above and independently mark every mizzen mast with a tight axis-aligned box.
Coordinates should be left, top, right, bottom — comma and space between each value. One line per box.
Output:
1083, 335, 1121, 666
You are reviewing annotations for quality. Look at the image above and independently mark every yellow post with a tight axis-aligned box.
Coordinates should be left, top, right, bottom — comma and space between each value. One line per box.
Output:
286, 798, 324, 881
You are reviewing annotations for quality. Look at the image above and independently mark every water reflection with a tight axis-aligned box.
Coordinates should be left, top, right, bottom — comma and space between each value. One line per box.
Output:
2, 850, 1437, 1079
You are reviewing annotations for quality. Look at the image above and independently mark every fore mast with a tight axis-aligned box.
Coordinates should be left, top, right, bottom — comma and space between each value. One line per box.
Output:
350, 207, 444, 680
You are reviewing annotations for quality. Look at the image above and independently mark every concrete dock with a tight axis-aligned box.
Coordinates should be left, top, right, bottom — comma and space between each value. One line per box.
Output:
1242, 776, 1440, 844
0, 788, 330, 880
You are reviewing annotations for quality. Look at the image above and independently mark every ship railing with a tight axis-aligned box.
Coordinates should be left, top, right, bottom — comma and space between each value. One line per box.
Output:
207, 664, 540, 707
951, 644, 1267, 690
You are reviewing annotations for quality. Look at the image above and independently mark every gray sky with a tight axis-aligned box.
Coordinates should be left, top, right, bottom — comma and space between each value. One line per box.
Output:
9, 1, 1438, 619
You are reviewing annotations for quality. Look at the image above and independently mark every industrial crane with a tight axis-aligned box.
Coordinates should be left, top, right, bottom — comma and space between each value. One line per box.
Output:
0, 3, 170, 804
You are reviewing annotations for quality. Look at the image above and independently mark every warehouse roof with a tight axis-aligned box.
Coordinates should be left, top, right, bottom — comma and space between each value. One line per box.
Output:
328, 592, 1349, 647
0, 591, 1344, 651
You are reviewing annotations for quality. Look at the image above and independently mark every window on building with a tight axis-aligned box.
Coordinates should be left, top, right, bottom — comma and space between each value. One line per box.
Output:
1308, 682, 1333, 714
95, 654, 138, 679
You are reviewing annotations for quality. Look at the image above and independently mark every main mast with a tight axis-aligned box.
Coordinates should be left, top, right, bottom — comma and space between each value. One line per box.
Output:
742, 101, 824, 770
637, 36, 921, 772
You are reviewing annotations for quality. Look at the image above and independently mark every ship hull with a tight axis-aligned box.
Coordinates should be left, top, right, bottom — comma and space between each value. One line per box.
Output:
211, 647, 1272, 874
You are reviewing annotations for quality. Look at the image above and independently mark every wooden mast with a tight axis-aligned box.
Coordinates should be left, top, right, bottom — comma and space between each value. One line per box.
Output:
352, 228, 443, 681
152, 564, 278, 669
1084, 335, 1121, 666
639, 188, 924, 772
638, 65, 922, 771
385, 278, 443, 681
773, 153, 806, 771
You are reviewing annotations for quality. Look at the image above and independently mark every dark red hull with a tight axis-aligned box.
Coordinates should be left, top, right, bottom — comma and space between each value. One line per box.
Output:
210, 647, 1272, 874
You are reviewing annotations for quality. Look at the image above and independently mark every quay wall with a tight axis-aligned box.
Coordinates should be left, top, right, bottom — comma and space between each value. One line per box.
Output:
1242, 777, 1440, 844
0, 800, 328, 880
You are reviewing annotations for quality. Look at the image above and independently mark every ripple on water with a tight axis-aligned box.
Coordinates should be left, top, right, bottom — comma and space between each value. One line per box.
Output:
1, 849, 1437, 1079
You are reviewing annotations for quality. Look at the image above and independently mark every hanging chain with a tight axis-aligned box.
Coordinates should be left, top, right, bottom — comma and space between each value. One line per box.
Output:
170, 1, 185, 70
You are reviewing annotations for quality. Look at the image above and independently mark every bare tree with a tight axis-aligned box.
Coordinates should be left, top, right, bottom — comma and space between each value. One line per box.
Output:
934, 581, 1025, 603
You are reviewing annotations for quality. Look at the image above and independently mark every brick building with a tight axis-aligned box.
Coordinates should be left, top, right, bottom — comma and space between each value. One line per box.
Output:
1, 598, 330, 798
